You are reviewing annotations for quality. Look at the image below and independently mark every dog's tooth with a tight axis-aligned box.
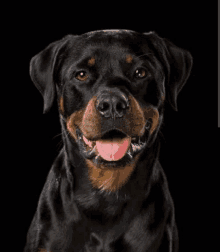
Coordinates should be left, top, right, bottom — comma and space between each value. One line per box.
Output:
92, 145, 96, 152
129, 144, 134, 155
131, 143, 136, 152
95, 155, 100, 162
127, 148, 133, 159
137, 145, 142, 150
131, 143, 142, 153
89, 146, 97, 156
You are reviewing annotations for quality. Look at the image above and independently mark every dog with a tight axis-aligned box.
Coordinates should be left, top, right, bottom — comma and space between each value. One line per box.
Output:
24, 29, 192, 252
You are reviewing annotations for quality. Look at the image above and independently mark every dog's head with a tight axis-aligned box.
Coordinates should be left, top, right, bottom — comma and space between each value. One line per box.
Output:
30, 29, 192, 191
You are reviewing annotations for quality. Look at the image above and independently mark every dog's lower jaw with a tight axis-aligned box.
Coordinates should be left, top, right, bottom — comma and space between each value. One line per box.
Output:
86, 153, 141, 192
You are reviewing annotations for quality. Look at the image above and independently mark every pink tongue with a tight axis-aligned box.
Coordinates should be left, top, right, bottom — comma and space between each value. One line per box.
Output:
96, 137, 131, 161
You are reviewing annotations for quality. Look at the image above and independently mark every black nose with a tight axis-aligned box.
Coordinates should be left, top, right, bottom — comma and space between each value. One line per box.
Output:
96, 92, 129, 118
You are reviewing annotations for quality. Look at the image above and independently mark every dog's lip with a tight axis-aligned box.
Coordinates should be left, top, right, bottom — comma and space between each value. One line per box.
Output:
76, 128, 145, 145
77, 119, 152, 142
80, 129, 129, 142
75, 127, 147, 161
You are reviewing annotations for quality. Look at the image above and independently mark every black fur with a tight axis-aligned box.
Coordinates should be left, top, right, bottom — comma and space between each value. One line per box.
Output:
24, 29, 192, 252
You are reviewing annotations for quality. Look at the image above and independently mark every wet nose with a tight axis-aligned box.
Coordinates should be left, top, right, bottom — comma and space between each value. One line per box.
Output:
96, 92, 129, 118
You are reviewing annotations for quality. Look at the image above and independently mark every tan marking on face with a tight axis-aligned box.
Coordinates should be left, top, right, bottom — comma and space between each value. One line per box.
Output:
143, 107, 160, 134
161, 94, 165, 102
86, 153, 140, 192
59, 96, 64, 114
88, 57, 95, 66
126, 54, 133, 63
67, 109, 85, 140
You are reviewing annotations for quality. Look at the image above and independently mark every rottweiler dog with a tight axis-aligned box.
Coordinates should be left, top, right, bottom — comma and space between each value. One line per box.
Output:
24, 29, 192, 252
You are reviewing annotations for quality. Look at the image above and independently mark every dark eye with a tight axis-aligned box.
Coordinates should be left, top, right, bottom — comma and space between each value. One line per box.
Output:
75, 71, 89, 81
134, 68, 146, 79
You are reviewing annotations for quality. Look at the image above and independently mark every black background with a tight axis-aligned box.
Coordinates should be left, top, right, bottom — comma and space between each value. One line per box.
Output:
9, 2, 217, 251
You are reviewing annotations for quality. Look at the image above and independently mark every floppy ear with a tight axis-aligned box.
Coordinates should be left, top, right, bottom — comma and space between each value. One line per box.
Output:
145, 32, 193, 111
30, 35, 72, 113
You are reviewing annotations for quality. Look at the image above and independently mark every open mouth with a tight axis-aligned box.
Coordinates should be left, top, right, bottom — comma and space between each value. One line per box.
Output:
75, 128, 148, 166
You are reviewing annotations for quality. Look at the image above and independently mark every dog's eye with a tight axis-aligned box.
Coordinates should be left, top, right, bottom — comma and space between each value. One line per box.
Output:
134, 68, 146, 79
75, 71, 89, 81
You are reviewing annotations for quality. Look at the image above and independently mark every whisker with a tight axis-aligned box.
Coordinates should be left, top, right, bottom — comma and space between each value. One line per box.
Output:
137, 52, 153, 58
52, 133, 62, 140
63, 128, 71, 139
56, 140, 63, 151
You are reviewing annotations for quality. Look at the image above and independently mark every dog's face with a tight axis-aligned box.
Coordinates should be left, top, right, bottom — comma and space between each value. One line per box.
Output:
30, 29, 192, 191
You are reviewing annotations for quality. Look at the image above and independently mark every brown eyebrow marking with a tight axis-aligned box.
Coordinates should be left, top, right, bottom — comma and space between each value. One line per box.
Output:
59, 96, 64, 114
126, 54, 133, 63
88, 57, 95, 66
